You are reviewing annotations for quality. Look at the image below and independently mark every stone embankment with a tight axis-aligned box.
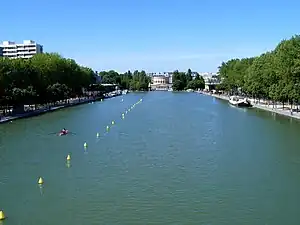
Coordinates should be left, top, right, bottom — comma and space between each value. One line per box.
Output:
200, 91, 300, 120
0, 91, 122, 124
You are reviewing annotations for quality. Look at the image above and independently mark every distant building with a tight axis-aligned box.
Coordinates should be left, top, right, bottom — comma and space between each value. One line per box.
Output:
150, 75, 172, 91
147, 72, 173, 86
93, 71, 102, 84
0, 40, 43, 59
147, 71, 219, 90
200, 72, 220, 91
147, 72, 173, 77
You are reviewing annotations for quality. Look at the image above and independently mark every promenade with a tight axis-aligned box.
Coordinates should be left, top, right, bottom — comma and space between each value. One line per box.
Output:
201, 92, 300, 120
0, 97, 93, 124
0, 91, 122, 124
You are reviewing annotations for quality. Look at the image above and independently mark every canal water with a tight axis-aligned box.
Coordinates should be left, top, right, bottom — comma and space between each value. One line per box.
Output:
0, 92, 300, 225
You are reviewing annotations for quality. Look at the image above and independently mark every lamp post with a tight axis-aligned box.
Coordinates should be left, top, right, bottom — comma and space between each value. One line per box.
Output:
295, 83, 300, 112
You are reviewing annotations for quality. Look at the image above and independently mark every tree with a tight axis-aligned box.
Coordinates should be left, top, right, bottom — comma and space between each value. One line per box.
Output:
217, 34, 300, 108
172, 70, 187, 90
186, 74, 205, 90
186, 68, 193, 82
0, 53, 96, 111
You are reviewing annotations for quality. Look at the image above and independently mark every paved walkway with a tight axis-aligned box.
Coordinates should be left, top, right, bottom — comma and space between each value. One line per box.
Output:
201, 92, 300, 120
0, 97, 92, 124
0, 91, 123, 124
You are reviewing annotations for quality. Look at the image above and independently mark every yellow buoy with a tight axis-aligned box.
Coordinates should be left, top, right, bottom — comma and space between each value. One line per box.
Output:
96, 132, 100, 138
66, 154, 71, 161
0, 210, 6, 220
38, 177, 44, 185
111, 121, 115, 125
84, 142, 87, 148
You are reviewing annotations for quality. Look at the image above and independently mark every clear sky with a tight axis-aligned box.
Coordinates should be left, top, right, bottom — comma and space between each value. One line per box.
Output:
1, 0, 299, 73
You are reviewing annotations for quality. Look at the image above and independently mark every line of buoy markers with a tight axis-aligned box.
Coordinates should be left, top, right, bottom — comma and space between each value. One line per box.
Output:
0, 98, 143, 221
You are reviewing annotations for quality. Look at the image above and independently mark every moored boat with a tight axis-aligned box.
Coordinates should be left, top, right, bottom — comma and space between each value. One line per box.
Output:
229, 96, 252, 107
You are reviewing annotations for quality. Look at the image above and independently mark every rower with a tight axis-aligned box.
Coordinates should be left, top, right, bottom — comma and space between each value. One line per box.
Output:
60, 128, 68, 135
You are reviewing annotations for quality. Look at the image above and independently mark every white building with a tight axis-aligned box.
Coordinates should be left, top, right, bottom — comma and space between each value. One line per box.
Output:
150, 75, 171, 91
147, 72, 173, 84
0, 40, 43, 59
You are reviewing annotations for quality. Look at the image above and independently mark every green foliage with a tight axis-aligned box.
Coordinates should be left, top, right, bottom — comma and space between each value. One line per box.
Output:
172, 70, 188, 90
0, 53, 95, 107
98, 69, 150, 91
186, 74, 205, 90
172, 69, 205, 91
218, 34, 300, 103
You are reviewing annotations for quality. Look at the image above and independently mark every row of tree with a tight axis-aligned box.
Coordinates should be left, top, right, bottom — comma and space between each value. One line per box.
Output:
98, 70, 151, 91
0, 53, 96, 110
0, 52, 206, 112
98, 68, 206, 91
172, 69, 205, 91
217, 35, 300, 106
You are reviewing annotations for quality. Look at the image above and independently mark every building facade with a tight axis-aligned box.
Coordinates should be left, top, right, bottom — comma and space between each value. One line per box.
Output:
0, 40, 43, 59
147, 71, 220, 91
150, 75, 172, 90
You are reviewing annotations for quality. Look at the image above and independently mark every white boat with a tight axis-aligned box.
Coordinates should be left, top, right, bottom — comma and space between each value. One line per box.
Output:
122, 90, 128, 95
229, 96, 252, 107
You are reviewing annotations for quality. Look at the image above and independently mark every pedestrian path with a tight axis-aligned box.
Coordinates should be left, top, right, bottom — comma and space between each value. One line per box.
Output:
0, 97, 92, 124
201, 92, 300, 120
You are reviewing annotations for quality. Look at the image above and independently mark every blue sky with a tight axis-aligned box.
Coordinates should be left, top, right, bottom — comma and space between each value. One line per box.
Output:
1, 0, 299, 73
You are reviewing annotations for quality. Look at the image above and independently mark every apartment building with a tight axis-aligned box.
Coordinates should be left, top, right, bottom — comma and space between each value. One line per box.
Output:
0, 40, 43, 59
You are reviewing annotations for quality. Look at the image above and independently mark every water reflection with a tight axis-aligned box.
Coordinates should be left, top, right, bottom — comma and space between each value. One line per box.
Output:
66, 161, 71, 168
38, 184, 44, 196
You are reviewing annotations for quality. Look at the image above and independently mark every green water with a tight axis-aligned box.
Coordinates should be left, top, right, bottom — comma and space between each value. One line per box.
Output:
0, 92, 300, 224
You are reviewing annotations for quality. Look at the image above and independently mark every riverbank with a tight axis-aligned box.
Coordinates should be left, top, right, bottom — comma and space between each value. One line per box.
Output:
200, 91, 300, 120
0, 92, 122, 124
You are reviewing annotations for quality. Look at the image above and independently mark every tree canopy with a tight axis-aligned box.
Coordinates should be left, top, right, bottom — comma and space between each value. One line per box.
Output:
217, 35, 300, 105
172, 69, 205, 91
99, 69, 151, 91
0, 53, 96, 107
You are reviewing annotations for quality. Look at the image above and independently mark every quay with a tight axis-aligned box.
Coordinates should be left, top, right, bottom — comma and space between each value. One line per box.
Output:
200, 91, 300, 120
0, 91, 122, 124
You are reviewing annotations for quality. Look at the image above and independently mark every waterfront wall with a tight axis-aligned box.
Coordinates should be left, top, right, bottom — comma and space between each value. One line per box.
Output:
0, 92, 122, 124
201, 92, 300, 120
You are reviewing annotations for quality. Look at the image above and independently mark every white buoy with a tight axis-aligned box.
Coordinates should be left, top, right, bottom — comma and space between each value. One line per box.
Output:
96, 132, 100, 138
